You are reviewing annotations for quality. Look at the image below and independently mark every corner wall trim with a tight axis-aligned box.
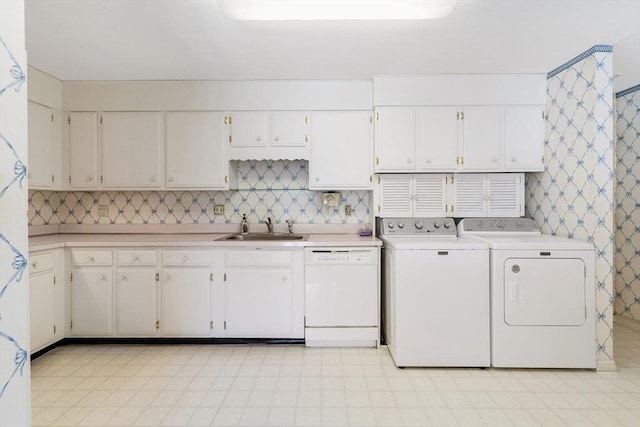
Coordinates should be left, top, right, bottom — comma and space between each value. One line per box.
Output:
547, 45, 613, 79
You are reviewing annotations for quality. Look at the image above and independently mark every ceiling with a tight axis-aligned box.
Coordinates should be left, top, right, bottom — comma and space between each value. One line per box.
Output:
25, 0, 640, 92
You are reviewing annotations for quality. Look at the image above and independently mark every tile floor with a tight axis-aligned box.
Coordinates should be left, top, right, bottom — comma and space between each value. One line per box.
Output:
32, 325, 639, 427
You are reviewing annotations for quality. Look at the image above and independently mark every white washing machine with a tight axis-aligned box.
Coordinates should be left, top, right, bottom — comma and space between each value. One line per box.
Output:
378, 217, 490, 368
458, 217, 596, 369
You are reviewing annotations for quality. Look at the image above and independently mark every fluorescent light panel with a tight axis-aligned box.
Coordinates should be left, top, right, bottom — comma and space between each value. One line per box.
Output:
217, 0, 459, 20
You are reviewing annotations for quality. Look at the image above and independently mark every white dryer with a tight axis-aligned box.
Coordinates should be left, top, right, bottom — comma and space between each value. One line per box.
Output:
458, 218, 596, 369
378, 217, 490, 368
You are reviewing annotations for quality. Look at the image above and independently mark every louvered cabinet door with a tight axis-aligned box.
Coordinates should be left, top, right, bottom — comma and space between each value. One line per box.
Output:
486, 173, 524, 217
378, 174, 413, 216
413, 174, 448, 217
452, 174, 487, 217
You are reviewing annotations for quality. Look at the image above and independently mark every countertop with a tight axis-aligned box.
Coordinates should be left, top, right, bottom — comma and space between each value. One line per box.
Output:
29, 232, 381, 251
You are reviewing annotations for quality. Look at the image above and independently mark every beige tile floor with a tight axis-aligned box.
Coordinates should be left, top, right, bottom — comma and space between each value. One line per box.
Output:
31, 325, 639, 427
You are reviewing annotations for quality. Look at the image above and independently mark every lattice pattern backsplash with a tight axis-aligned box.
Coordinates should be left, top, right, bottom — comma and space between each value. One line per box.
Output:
28, 160, 370, 225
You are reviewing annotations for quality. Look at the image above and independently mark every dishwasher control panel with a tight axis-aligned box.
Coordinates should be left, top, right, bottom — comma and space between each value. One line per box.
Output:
305, 248, 378, 265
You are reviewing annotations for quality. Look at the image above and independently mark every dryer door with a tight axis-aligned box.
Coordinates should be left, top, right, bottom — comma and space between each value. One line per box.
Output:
504, 258, 586, 326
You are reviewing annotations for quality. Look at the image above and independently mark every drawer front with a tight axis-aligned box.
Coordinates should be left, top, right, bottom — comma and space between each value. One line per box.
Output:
225, 250, 293, 266
71, 249, 113, 266
117, 249, 158, 266
163, 250, 212, 266
29, 252, 55, 273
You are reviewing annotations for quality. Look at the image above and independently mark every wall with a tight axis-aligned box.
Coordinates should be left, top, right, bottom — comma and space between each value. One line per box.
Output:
614, 85, 640, 324
28, 160, 370, 226
0, 0, 31, 425
526, 46, 616, 367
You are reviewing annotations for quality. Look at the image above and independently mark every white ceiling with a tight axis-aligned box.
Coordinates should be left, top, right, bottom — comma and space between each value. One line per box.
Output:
25, 0, 640, 92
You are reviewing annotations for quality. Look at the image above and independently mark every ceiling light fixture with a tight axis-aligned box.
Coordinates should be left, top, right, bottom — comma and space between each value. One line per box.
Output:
217, 0, 459, 21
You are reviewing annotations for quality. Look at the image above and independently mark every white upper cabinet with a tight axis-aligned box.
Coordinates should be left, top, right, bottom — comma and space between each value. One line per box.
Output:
504, 106, 545, 171
28, 102, 56, 189
309, 111, 373, 190
68, 112, 99, 189
374, 107, 416, 171
460, 106, 504, 171
417, 107, 459, 171
228, 111, 309, 160
101, 112, 163, 188
165, 111, 229, 189
376, 174, 448, 217
452, 173, 524, 218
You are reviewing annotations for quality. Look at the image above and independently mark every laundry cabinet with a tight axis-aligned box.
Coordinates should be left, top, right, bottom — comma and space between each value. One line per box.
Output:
375, 174, 449, 217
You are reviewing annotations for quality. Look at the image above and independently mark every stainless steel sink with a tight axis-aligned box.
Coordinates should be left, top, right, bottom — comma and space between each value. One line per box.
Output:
217, 233, 308, 241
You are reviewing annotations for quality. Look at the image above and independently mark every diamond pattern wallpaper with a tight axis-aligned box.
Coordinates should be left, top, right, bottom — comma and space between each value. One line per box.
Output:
28, 160, 370, 226
614, 85, 640, 323
526, 46, 615, 362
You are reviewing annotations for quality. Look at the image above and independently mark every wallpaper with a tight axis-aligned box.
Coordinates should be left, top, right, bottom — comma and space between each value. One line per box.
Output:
0, 1, 31, 424
526, 46, 615, 362
614, 85, 640, 323
28, 160, 371, 226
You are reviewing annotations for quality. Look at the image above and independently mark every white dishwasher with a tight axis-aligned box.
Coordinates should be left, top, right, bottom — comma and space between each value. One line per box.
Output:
304, 247, 380, 347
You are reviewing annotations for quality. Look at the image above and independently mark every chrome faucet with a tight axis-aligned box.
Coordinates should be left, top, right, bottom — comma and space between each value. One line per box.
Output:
286, 219, 293, 235
266, 217, 274, 234
240, 214, 249, 234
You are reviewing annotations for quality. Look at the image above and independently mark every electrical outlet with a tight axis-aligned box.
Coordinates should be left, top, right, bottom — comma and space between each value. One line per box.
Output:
345, 205, 352, 216
214, 205, 225, 215
98, 205, 109, 217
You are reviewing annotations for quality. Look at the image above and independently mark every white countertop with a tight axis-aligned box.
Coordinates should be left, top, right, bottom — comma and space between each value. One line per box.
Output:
29, 232, 381, 251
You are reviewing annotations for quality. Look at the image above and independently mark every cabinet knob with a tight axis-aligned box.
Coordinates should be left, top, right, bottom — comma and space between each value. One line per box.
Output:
274, 136, 279, 142
407, 158, 412, 164
120, 275, 126, 280
425, 158, 431, 164
168, 177, 174, 182
32, 262, 39, 268
511, 157, 517, 162
88, 257, 95, 262
100, 275, 106, 281
150, 177, 156, 182
315, 177, 320, 182
165, 275, 171, 280
133, 256, 139, 261
28, 173, 32, 179
492, 157, 498, 163
282, 276, 288, 282
183, 256, 189, 262
86, 177, 93, 182
257, 136, 262, 142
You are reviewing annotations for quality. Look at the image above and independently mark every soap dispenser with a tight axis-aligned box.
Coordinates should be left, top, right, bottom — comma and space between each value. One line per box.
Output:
240, 214, 249, 234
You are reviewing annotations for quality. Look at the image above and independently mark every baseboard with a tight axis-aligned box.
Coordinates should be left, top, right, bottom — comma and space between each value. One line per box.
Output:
614, 314, 640, 332
596, 359, 618, 372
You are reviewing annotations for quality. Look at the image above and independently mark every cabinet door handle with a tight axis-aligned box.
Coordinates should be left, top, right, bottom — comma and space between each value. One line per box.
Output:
88, 257, 95, 263
150, 177, 156, 182
492, 157, 498, 163
183, 256, 189, 262
168, 177, 174, 182
120, 275, 126, 280
282, 276, 288, 282
257, 136, 262, 142
166, 275, 171, 280
133, 256, 139, 261
274, 136, 279, 142
511, 157, 517, 162
28, 173, 32, 179
425, 158, 431, 164
86, 177, 93, 182
32, 262, 39, 268
100, 275, 106, 281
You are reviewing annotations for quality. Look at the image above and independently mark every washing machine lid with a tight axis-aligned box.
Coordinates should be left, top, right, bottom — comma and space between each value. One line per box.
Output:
465, 234, 594, 250
382, 236, 488, 250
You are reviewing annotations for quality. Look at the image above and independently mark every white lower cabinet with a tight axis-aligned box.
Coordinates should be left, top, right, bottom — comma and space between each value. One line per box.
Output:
115, 269, 158, 336
29, 250, 64, 352
161, 249, 212, 336
219, 248, 304, 339
71, 268, 113, 336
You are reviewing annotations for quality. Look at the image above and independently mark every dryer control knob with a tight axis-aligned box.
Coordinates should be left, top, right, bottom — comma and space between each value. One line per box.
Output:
415, 221, 424, 230
397, 223, 405, 229
433, 222, 441, 229
444, 221, 452, 228
388, 222, 395, 229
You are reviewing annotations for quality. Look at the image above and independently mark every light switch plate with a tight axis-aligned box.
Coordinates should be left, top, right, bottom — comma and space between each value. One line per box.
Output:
214, 205, 225, 215
98, 205, 109, 217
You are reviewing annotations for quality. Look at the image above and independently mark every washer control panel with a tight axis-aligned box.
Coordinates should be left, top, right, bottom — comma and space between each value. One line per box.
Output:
380, 217, 456, 237
458, 217, 540, 234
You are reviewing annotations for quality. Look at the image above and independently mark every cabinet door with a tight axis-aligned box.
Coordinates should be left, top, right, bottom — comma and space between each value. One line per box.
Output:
374, 107, 416, 171
27, 102, 54, 188
161, 268, 210, 336
270, 111, 308, 147
29, 270, 56, 351
225, 268, 294, 337
461, 107, 504, 170
165, 112, 228, 188
230, 111, 268, 147
486, 173, 524, 217
417, 107, 459, 171
452, 173, 487, 217
309, 111, 373, 189
101, 112, 163, 188
377, 174, 413, 217
413, 174, 448, 217
116, 269, 157, 335
71, 269, 113, 335
69, 112, 99, 189
504, 106, 545, 171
